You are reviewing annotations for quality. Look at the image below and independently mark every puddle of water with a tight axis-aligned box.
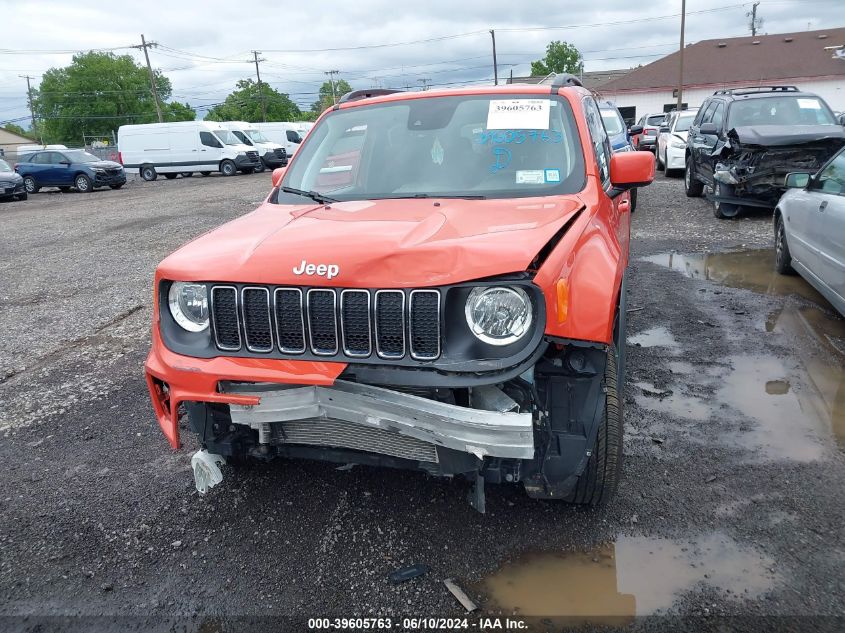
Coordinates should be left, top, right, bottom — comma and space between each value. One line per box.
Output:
634, 381, 710, 421
628, 326, 680, 351
483, 533, 775, 622
767, 305, 845, 452
642, 249, 828, 305
720, 355, 826, 461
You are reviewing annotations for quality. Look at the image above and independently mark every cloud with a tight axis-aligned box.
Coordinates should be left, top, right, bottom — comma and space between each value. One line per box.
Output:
0, 0, 839, 123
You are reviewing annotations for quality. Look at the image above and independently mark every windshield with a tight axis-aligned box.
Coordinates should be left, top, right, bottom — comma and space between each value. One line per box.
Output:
728, 96, 837, 127
600, 109, 625, 135
674, 113, 696, 132
232, 130, 253, 146
279, 94, 585, 201
0, 159, 11, 172
63, 150, 100, 163
245, 130, 269, 143
215, 131, 242, 146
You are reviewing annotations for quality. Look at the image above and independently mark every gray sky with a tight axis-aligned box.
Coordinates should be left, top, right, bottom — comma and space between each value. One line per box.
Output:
0, 0, 842, 125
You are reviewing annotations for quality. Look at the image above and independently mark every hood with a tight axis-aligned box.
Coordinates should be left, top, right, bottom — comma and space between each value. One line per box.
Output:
90, 160, 122, 169
0, 171, 22, 182
728, 125, 845, 148
158, 196, 585, 287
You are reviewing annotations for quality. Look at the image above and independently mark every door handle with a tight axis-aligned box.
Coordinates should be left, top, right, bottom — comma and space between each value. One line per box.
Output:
819, 200, 828, 211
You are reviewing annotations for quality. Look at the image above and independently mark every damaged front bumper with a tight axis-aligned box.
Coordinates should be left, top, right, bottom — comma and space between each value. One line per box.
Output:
224, 380, 534, 461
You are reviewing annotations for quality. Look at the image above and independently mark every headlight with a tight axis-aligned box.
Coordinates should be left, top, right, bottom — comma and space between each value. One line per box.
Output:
670, 140, 686, 149
465, 286, 532, 346
168, 282, 209, 332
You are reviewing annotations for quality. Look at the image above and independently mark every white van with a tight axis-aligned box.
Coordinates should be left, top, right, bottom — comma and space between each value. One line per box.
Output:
117, 121, 261, 180
254, 122, 311, 157
220, 122, 287, 172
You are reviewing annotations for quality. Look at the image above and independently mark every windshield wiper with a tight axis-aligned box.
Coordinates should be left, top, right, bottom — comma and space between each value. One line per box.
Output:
280, 186, 337, 204
371, 193, 487, 200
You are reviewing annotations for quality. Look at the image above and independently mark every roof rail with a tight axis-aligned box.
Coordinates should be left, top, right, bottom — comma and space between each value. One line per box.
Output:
337, 89, 404, 104
713, 85, 799, 96
546, 73, 584, 89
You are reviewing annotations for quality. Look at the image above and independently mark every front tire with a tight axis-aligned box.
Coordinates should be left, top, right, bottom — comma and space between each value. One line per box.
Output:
656, 147, 665, 171
713, 181, 741, 219
74, 174, 92, 193
220, 160, 236, 177
254, 160, 266, 173
684, 156, 703, 197
774, 213, 794, 275
23, 176, 39, 194
563, 344, 623, 506
164, 173, 178, 180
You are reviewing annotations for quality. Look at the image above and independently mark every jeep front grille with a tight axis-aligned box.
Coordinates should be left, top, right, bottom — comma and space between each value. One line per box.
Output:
210, 285, 442, 361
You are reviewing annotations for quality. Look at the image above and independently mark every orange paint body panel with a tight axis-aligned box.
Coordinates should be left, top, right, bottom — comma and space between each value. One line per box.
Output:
144, 83, 653, 450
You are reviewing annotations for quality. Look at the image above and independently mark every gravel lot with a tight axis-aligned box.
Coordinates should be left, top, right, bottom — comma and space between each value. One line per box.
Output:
1, 171, 844, 632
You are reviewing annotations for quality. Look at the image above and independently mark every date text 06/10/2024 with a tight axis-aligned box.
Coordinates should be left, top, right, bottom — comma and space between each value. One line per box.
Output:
307, 617, 529, 630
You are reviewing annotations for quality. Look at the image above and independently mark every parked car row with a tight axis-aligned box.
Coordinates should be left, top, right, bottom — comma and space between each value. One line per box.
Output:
117, 121, 311, 181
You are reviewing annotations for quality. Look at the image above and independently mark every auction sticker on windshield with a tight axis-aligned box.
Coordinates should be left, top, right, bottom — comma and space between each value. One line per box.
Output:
487, 99, 550, 130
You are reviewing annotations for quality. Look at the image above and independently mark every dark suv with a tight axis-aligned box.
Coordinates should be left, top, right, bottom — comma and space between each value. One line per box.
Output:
16, 149, 126, 194
684, 85, 845, 218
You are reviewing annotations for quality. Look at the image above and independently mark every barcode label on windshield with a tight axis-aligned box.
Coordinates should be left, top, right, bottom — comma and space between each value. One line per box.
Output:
487, 99, 550, 130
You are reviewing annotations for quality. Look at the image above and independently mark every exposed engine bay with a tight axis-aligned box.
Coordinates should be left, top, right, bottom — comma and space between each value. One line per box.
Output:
711, 125, 845, 208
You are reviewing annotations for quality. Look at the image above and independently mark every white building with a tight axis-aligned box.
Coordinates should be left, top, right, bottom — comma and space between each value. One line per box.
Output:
598, 27, 845, 122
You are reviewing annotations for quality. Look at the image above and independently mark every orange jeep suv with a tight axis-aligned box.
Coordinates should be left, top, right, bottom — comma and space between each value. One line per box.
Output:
145, 76, 654, 511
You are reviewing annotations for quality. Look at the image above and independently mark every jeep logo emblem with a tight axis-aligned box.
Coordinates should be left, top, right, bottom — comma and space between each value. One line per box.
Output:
293, 260, 340, 280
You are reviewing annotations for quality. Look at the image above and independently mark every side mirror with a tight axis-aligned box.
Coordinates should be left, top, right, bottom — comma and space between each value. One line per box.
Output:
699, 122, 718, 135
784, 172, 810, 189
271, 166, 287, 187
628, 125, 643, 136
610, 151, 655, 189
60, 160, 71, 165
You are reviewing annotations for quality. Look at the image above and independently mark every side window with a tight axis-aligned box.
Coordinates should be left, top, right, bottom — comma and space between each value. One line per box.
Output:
583, 97, 611, 187
33, 152, 50, 165
693, 103, 710, 126
813, 152, 845, 195
710, 102, 725, 130
700, 102, 717, 124
51, 153, 67, 164
200, 132, 222, 148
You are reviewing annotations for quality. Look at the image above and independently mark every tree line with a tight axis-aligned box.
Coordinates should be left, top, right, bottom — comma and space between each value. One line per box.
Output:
7, 41, 581, 145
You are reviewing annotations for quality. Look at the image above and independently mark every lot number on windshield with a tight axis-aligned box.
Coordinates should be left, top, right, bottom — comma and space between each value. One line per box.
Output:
487, 99, 550, 130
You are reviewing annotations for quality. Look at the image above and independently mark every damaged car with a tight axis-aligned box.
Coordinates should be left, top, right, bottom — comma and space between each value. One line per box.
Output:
684, 86, 845, 219
144, 77, 655, 511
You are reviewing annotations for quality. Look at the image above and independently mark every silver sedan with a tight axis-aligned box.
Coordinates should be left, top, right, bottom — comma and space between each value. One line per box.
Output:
774, 146, 845, 315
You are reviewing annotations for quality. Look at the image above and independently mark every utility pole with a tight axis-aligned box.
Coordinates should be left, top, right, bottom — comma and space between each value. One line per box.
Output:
747, 2, 762, 37
19, 75, 38, 139
325, 70, 340, 104
490, 30, 499, 85
676, 0, 686, 110
137, 35, 163, 123
253, 51, 267, 122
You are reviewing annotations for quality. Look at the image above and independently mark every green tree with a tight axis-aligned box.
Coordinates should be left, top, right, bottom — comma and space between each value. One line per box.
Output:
205, 79, 300, 123
33, 51, 194, 144
2, 123, 31, 138
531, 41, 582, 76
311, 79, 353, 114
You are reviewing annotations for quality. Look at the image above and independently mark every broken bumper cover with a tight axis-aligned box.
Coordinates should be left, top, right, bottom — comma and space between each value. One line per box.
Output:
225, 380, 534, 460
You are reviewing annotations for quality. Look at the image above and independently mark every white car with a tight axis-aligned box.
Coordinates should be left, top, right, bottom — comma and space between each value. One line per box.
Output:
656, 108, 699, 176
774, 146, 845, 316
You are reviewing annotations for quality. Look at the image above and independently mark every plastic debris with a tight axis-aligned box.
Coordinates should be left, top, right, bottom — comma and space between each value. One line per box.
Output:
191, 450, 225, 494
389, 564, 429, 584
444, 578, 477, 612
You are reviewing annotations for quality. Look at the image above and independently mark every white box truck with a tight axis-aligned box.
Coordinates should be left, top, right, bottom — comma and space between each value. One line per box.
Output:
253, 122, 311, 158
117, 121, 261, 180
220, 122, 288, 172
